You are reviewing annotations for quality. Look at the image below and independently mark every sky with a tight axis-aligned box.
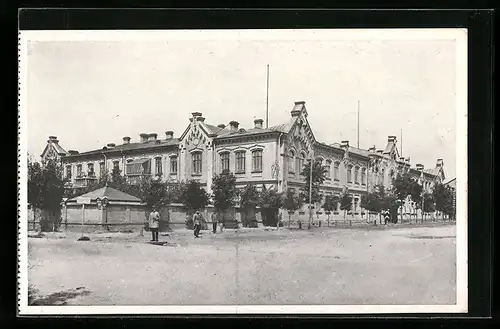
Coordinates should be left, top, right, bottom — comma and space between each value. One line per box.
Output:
25, 30, 458, 178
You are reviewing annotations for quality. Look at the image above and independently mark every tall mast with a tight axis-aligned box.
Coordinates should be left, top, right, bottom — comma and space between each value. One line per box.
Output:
357, 100, 360, 148
401, 129, 403, 157
266, 64, 270, 129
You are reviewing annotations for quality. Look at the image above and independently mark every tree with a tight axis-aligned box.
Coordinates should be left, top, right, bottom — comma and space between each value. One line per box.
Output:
37, 159, 66, 231
283, 189, 304, 227
380, 191, 401, 224
239, 184, 261, 227
360, 192, 382, 222
391, 173, 422, 222
211, 170, 239, 212
322, 194, 338, 226
258, 185, 283, 227
28, 158, 44, 230
182, 180, 210, 213
339, 193, 353, 220
420, 192, 436, 220
299, 159, 327, 205
432, 183, 454, 220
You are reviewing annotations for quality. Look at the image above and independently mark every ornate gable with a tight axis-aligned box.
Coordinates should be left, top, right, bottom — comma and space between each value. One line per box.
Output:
179, 116, 213, 152
286, 114, 316, 157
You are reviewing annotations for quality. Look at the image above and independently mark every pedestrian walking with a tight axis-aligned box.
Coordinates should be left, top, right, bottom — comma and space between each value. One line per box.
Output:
193, 211, 201, 238
211, 211, 217, 233
148, 207, 160, 242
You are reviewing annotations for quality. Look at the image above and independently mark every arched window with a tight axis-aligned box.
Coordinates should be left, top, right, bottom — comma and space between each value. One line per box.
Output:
155, 157, 162, 175
288, 150, 295, 173
192, 152, 202, 174
325, 160, 332, 179
220, 152, 230, 172
361, 168, 366, 185
354, 166, 360, 184
380, 168, 385, 185
235, 151, 246, 173
333, 161, 340, 181
252, 149, 263, 172
347, 165, 353, 183
298, 152, 306, 172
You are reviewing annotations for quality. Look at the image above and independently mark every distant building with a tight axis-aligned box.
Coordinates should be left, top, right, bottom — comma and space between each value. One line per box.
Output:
47, 101, 446, 212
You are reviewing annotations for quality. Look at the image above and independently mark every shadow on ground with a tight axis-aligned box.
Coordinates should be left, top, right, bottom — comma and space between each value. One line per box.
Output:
29, 285, 91, 305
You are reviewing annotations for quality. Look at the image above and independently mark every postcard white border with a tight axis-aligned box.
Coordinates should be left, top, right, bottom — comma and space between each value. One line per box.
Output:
18, 28, 468, 315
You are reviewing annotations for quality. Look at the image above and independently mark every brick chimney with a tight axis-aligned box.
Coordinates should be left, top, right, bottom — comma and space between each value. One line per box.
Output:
229, 121, 239, 132
388, 135, 397, 143
254, 119, 264, 129
148, 133, 158, 142
106, 143, 116, 149
368, 145, 376, 152
416, 164, 424, 171
68, 150, 79, 155
217, 124, 226, 129
139, 133, 148, 143
376, 150, 383, 154
340, 140, 349, 150
196, 116, 205, 122
122, 137, 131, 145
291, 101, 305, 117
436, 158, 444, 167
405, 157, 411, 164
399, 157, 405, 162
165, 131, 174, 140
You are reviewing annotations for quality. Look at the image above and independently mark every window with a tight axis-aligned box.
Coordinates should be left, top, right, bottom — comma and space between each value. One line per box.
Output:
155, 157, 162, 175
170, 156, 178, 174
380, 168, 385, 185
220, 152, 230, 172
354, 166, 360, 184
113, 161, 119, 170
361, 168, 366, 185
192, 152, 202, 174
347, 165, 353, 183
288, 150, 295, 173
252, 150, 263, 172
65, 165, 72, 179
99, 162, 105, 175
87, 163, 95, 177
325, 160, 331, 179
235, 151, 246, 173
354, 197, 359, 211
77, 164, 82, 177
298, 153, 306, 172
334, 162, 340, 181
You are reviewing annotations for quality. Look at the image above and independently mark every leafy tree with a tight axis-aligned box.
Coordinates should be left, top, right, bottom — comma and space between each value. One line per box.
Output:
299, 159, 327, 205
166, 181, 187, 204
420, 192, 436, 220
258, 185, 283, 226
182, 180, 210, 212
28, 158, 44, 230
211, 170, 239, 212
380, 191, 401, 224
34, 159, 66, 231
432, 183, 455, 220
360, 192, 382, 221
239, 184, 261, 227
339, 193, 353, 220
391, 173, 421, 221
136, 175, 169, 211
283, 189, 304, 227
322, 194, 339, 226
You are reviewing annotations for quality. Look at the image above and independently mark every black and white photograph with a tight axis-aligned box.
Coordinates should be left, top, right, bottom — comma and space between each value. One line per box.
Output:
18, 28, 467, 314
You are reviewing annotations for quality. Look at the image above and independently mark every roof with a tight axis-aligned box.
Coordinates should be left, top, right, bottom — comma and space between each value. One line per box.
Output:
53, 143, 67, 155
424, 168, 441, 176
64, 139, 179, 158
69, 186, 142, 203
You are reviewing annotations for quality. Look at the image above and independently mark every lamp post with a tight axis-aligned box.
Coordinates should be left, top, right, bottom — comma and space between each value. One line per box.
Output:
308, 156, 313, 229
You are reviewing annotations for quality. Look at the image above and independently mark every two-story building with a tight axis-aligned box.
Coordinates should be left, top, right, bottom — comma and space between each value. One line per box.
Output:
43, 101, 446, 214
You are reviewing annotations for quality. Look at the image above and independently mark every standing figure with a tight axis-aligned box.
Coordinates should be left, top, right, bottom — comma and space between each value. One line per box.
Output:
193, 211, 201, 238
211, 211, 217, 234
148, 207, 160, 242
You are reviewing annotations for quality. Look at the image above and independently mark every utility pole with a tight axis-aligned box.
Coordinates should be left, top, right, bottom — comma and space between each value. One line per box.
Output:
357, 100, 360, 148
308, 156, 313, 229
266, 64, 270, 129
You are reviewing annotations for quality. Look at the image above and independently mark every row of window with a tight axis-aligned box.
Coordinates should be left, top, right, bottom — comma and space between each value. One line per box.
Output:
288, 150, 368, 185
219, 150, 263, 174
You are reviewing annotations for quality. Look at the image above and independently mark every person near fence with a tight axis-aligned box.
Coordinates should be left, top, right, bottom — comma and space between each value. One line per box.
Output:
148, 208, 160, 242
193, 211, 201, 238
211, 211, 217, 234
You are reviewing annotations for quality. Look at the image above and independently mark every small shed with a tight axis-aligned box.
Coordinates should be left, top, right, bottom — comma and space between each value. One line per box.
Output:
63, 186, 145, 232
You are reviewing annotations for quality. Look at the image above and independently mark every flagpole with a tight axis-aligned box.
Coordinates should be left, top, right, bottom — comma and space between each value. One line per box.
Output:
401, 129, 403, 157
357, 100, 360, 148
266, 64, 270, 129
